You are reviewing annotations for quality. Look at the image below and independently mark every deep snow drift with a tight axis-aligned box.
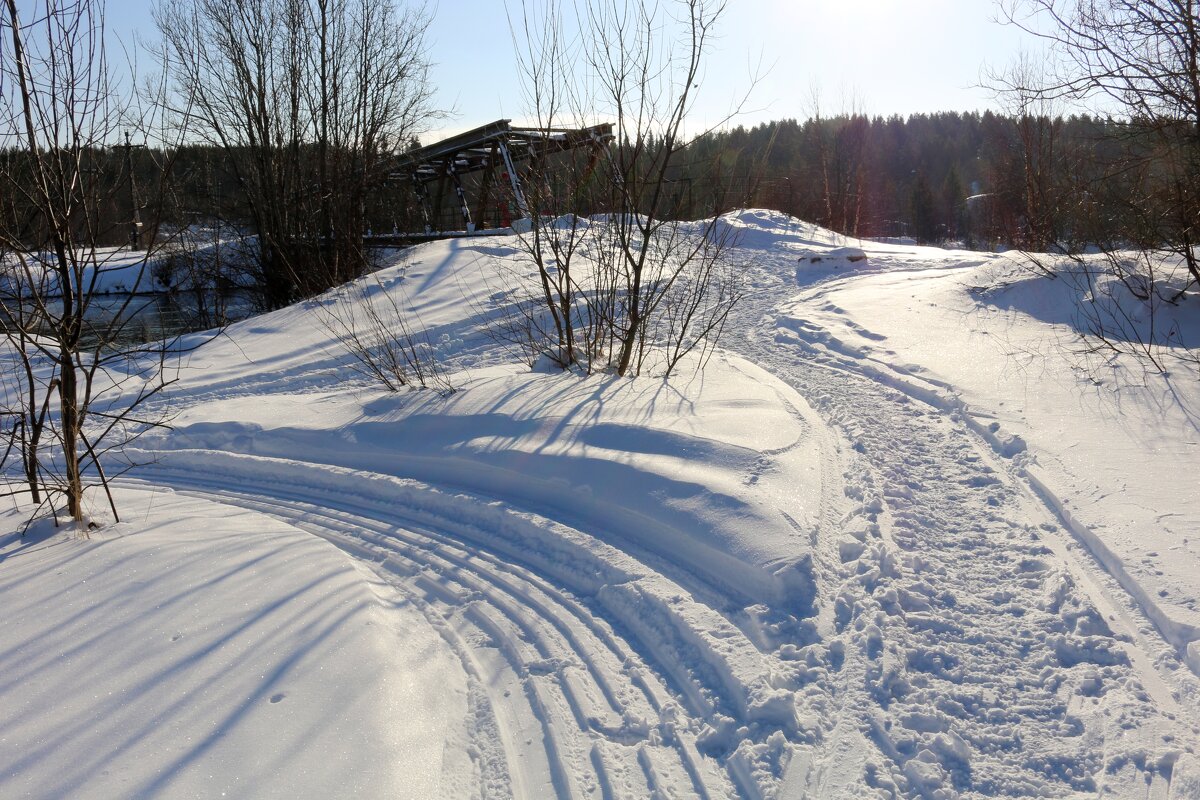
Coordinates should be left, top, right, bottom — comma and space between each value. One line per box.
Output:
2, 210, 1198, 798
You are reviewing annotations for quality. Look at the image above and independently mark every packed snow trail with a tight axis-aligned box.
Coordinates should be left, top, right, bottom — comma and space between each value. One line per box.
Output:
107, 218, 1200, 798
122, 448, 811, 799
724, 230, 1200, 798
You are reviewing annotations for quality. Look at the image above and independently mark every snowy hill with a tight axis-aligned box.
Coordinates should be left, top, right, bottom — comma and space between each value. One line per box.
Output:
2, 210, 1198, 798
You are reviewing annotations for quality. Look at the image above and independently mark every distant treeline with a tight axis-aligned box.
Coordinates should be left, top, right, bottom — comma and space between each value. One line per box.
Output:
1, 111, 1186, 266
0, 141, 419, 252
674, 111, 1186, 250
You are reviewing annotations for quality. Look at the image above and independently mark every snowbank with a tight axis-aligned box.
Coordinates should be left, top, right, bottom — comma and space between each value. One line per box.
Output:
4, 208, 1197, 797
147, 354, 827, 615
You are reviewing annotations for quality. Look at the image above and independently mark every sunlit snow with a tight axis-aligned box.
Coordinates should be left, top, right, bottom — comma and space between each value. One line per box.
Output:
2, 210, 1198, 798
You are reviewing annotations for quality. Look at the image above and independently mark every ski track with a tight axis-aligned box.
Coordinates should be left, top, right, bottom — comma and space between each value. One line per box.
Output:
121, 455, 800, 799
119, 236, 1200, 799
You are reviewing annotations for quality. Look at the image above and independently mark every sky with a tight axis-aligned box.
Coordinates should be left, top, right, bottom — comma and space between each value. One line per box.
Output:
420, 0, 1042, 139
99, 0, 1041, 141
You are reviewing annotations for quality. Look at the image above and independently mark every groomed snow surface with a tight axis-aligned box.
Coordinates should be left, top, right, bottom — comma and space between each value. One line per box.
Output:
2, 209, 1199, 798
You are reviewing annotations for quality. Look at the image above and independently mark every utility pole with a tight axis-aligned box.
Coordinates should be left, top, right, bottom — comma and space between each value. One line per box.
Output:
124, 131, 145, 250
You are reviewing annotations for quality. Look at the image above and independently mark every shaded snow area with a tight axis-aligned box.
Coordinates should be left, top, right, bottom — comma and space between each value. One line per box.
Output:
2, 208, 1199, 798
0, 490, 458, 798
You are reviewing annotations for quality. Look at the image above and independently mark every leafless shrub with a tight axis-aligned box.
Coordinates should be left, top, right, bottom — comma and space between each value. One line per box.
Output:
505, 0, 752, 377
655, 223, 744, 377
1069, 251, 1197, 375
318, 269, 451, 393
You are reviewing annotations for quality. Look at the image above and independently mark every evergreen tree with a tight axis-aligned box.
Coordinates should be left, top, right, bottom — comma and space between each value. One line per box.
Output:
910, 171, 938, 243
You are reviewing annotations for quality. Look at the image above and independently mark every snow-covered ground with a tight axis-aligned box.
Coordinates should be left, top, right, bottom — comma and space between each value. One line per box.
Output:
2, 210, 1199, 798
0, 489, 459, 798
0, 234, 256, 297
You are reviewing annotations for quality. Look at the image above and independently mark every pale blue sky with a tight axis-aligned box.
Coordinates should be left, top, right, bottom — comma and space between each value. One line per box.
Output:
98, 0, 1039, 139
426, 0, 1042, 138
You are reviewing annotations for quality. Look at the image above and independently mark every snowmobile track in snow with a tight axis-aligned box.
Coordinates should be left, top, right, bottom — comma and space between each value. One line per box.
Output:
112, 226, 1200, 798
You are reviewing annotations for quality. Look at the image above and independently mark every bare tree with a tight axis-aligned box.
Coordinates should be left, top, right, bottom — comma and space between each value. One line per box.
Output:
1, 0, 180, 525
988, 53, 1073, 251
507, 0, 748, 377
998, 0, 1200, 375
802, 88, 871, 237
503, 1, 610, 370
153, 0, 437, 309
1001, 0, 1200, 285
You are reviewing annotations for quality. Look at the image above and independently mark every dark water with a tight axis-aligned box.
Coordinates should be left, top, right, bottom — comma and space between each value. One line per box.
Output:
91, 291, 257, 342
3, 290, 258, 349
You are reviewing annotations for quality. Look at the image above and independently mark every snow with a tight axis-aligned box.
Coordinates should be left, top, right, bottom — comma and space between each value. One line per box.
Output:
0, 247, 152, 296
148, 358, 824, 611
775, 251, 1200, 668
2, 207, 1199, 798
0, 489, 461, 798
0, 236, 256, 297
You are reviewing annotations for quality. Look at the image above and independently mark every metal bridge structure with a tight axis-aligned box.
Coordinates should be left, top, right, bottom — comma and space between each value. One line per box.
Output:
368, 119, 614, 245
